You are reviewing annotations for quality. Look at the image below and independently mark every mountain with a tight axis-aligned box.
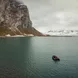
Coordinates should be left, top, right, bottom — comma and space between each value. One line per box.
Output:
47, 30, 78, 36
0, 26, 43, 36
0, 0, 43, 36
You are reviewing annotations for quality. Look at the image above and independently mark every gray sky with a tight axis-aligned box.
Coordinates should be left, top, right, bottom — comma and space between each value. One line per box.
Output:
19, 0, 78, 33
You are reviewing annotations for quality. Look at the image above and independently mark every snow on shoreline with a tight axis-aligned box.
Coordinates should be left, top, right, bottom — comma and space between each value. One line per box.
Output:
0, 34, 34, 38
46, 30, 78, 36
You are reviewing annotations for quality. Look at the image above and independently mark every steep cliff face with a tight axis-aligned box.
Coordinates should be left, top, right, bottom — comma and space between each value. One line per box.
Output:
0, 0, 43, 36
0, 0, 32, 28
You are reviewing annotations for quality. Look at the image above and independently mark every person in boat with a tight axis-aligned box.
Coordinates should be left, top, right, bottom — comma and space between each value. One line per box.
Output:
52, 55, 60, 61
53, 55, 57, 58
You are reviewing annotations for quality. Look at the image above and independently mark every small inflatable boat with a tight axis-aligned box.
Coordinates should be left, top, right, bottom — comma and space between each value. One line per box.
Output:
52, 55, 60, 61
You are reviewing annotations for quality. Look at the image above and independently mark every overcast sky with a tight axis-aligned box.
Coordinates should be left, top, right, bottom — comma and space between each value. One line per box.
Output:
20, 0, 78, 33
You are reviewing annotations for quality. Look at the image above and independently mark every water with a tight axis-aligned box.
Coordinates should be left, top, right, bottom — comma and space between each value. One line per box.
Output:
0, 37, 78, 78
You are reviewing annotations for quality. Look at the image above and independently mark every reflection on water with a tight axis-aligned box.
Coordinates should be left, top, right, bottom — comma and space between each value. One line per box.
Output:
0, 37, 32, 78
0, 37, 78, 78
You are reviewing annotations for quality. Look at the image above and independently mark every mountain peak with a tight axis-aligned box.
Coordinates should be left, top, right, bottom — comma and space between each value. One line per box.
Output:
0, 0, 32, 28
0, 0, 44, 36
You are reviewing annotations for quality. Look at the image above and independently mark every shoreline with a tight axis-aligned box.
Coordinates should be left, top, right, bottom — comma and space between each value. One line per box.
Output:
0, 35, 78, 38
0, 34, 34, 38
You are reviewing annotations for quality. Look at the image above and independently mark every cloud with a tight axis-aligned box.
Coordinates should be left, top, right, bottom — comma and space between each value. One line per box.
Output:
19, 0, 78, 32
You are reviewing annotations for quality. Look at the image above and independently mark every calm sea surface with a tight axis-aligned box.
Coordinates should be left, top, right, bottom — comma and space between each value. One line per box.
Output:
0, 37, 78, 78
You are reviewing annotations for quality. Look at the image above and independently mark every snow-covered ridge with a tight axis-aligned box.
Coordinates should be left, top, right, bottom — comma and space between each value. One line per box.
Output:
47, 30, 78, 36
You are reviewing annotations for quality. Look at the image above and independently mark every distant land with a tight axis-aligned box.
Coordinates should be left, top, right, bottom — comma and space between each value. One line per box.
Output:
45, 30, 78, 37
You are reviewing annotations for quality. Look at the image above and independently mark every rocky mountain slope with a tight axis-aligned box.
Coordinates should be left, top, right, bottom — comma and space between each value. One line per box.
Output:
0, 0, 43, 36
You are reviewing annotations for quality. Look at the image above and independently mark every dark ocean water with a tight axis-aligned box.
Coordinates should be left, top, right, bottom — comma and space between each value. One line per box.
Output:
0, 37, 78, 78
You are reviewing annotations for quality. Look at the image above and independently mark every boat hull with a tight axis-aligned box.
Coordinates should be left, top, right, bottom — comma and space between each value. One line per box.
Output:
52, 56, 60, 61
